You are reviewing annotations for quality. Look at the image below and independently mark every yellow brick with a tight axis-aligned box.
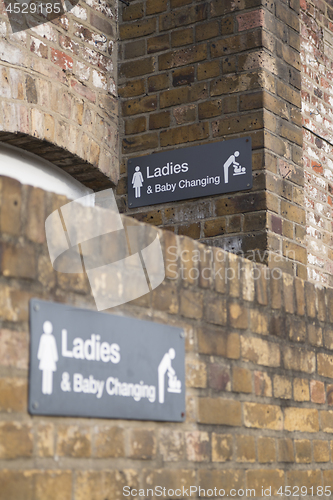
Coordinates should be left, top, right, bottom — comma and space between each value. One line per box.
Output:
0, 422, 33, 459
241, 336, 280, 367
250, 309, 269, 335
284, 408, 319, 432
293, 378, 310, 402
56, 425, 91, 458
232, 367, 252, 393
236, 435, 255, 462
277, 438, 294, 462
295, 439, 311, 463
244, 403, 283, 430
186, 358, 207, 388
35, 471, 72, 500
229, 302, 249, 329
246, 469, 284, 495
198, 398, 242, 426
286, 470, 321, 489
212, 433, 233, 462
313, 440, 329, 462
321, 411, 333, 433
273, 375, 292, 399
258, 437, 276, 463
36, 423, 54, 458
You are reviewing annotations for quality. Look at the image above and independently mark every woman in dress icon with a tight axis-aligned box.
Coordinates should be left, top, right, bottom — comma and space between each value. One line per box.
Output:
37, 321, 58, 395
132, 166, 144, 198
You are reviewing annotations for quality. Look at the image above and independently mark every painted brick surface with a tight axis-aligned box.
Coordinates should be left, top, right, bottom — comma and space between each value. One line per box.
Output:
0, 0, 118, 189
301, 0, 333, 286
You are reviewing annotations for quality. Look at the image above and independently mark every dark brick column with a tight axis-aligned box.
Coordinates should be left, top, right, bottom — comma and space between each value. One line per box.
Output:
118, 0, 305, 278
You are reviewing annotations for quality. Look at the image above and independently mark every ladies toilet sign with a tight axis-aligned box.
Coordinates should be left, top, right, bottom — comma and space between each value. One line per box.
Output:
29, 299, 185, 422
128, 137, 252, 208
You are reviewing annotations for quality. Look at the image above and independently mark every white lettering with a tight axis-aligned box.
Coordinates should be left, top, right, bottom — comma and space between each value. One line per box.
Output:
61, 332, 120, 364
62, 329, 73, 358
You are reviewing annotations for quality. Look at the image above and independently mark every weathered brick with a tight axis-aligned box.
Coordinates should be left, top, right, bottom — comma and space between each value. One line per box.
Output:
120, 18, 156, 40
196, 21, 219, 41
93, 426, 125, 458
258, 437, 275, 463
254, 371, 272, 397
160, 122, 209, 147
0, 471, 33, 500
129, 429, 156, 459
229, 303, 249, 329
310, 380, 325, 404
198, 469, 244, 495
0, 177, 22, 235
244, 403, 283, 430
147, 34, 170, 54
278, 438, 294, 462
180, 289, 203, 319
273, 375, 292, 399
284, 408, 319, 432
159, 44, 207, 70
120, 57, 155, 78
198, 326, 239, 359
56, 425, 91, 458
36, 423, 54, 457
122, 95, 157, 116
159, 429, 185, 462
122, 132, 158, 153
172, 66, 195, 87
76, 470, 139, 500
1, 242, 36, 279
246, 469, 284, 495
186, 358, 207, 388
198, 397, 242, 426
0, 422, 33, 458
118, 79, 145, 98
232, 367, 252, 393
286, 471, 322, 489
0, 378, 27, 412
146, 0, 167, 15
293, 378, 310, 402
212, 433, 233, 462
148, 73, 169, 92
197, 60, 220, 80
295, 439, 311, 463
321, 411, 333, 433
171, 28, 193, 47
186, 431, 210, 462
313, 440, 329, 462
283, 346, 315, 373
241, 336, 280, 367
318, 353, 333, 378
160, 4, 207, 31
208, 363, 231, 391
236, 434, 255, 462
0, 329, 29, 369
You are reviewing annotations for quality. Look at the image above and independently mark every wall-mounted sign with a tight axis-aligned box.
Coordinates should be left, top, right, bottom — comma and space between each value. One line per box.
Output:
29, 299, 185, 422
128, 137, 252, 208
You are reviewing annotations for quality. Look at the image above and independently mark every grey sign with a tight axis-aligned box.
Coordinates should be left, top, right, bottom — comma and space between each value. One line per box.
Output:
128, 137, 252, 208
29, 299, 185, 422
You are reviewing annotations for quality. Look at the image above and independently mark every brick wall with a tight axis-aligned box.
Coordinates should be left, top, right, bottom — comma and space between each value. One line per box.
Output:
3, 175, 333, 498
117, 0, 306, 278
0, 0, 118, 189
301, 0, 333, 287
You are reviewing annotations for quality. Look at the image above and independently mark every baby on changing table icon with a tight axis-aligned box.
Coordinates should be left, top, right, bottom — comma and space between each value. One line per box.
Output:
223, 151, 246, 184
158, 348, 182, 404
37, 321, 58, 395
